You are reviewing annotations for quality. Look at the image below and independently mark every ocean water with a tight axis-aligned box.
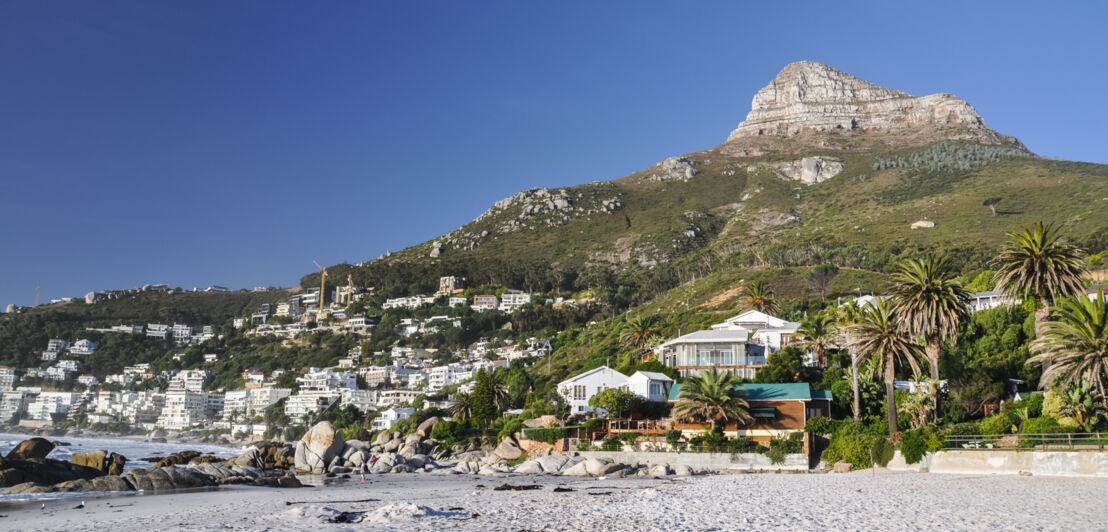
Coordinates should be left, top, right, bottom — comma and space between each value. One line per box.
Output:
0, 432, 243, 504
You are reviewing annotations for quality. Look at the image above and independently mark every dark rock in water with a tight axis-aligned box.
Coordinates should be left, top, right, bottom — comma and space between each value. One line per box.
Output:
149, 437, 168, 443
73, 451, 128, 476
0, 456, 104, 488
154, 451, 201, 468
6, 438, 55, 460
52, 441, 72, 447
276, 474, 302, 488
189, 454, 222, 465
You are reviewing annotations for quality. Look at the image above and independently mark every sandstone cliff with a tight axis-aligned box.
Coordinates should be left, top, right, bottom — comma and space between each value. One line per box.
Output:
722, 61, 1026, 156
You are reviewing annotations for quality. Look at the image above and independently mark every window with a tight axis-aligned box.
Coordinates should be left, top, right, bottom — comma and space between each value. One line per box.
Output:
695, 343, 734, 366
573, 385, 586, 400
649, 382, 663, 397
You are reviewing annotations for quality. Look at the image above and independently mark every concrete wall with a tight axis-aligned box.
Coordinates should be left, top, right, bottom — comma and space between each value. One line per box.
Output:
886, 450, 1108, 477
576, 450, 809, 471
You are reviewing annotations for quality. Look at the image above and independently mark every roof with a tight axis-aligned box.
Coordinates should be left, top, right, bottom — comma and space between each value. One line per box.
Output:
660, 329, 750, 347
557, 365, 628, 387
811, 389, 833, 400
630, 370, 674, 382
667, 382, 815, 402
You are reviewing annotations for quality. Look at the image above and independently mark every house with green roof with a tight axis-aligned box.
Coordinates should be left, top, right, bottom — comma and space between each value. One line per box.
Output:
667, 382, 832, 444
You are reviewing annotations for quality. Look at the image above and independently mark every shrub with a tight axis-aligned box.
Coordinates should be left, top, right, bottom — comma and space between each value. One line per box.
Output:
804, 416, 832, 434
824, 420, 886, 469
600, 438, 620, 451
665, 429, 683, 450
497, 418, 525, 443
765, 445, 787, 464
1021, 416, 1065, 434
521, 426, 569, 444
980, 413, 1013, 435
870, 437, 895, 467
582, 418, 599, 430
945, 421, 981, 435
900, 428, 928, 464
617, 432, 641, 448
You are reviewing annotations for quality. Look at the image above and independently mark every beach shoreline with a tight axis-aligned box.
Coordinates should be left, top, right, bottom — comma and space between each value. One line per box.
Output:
2, 470, 1105, 531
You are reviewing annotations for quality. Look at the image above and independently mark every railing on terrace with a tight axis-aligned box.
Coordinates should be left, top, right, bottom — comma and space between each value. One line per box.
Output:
606, 419, 669, 433
942, 433, 1106, 451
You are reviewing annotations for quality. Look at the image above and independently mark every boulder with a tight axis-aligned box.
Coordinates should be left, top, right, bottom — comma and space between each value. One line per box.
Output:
562, 461, 589, 476
89, 475, 133, 492
153, 451, 201, 468
513, 460, 543, 474
2, 482, 55, 495
673, 465, 692, 476
382, 438, 403, 453
6, 438, 55, 460
71, 450, 108, 472
833, 461, 853, 473
493, 437, 523, 461
0, 457, 104, 488
522, 415, 560, 428
537, 455, 570, 473
122, 467, 217, 491
294, 421, 346, 474
415, 417, 439, 438
390, 464, 412, 474
227, 448, 262, 469
648, 464, 671, 476
107, 453, 127, 475
407, 454, 428, 469
583, 458, 622, 476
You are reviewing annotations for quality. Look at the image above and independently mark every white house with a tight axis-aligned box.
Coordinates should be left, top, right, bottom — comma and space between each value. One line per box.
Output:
557, 366, 630, 415
627, 371, 673, 403
373, 407, 415, 430
656, 329, 763, 379
710, 310, 799, 354
70, 339, 98, 356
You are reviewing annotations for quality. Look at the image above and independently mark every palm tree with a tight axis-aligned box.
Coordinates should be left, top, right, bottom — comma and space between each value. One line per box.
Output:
620, 315, 658, 365
847, 299, 925, 435
671, 369, 753, 430
488, 370, 512, 410
1028, 293, 1108, 410
743, 280, 778, 315
797, 313, 835, 368
450, 392, 473, 422
619, 316, 657, 350
834, 300, 866, 420
994, 222, 1087, 338
890, 255, 970, 418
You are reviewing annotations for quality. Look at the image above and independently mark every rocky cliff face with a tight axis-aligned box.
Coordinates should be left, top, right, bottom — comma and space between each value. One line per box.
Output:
722, 61, 1025, 155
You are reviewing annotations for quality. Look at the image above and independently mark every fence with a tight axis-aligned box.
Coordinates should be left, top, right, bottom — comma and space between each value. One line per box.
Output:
942, 433, 1107, 451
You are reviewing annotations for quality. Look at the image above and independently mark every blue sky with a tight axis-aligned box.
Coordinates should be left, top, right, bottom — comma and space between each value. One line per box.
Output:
1, 1, 1105, 307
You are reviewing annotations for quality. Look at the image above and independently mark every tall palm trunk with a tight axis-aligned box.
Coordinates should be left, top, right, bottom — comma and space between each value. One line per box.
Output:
926, 335, 942, 421
851, 351, 861, 422
884, 356, 898, 436
1034, 305, 1052, 383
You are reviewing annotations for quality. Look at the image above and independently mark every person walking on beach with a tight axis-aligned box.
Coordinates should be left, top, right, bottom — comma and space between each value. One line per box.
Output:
359, 458, 367, 483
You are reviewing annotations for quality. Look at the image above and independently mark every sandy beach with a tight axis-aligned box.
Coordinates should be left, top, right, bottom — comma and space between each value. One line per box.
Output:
2, 470, 1105, 531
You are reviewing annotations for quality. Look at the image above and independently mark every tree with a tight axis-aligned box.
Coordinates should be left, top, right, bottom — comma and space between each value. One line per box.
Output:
1028, 293, 1108, 410
753, 347, 819, 384
487, 369, 513, 410
742, 280, 778, 315
890, 255, 970, 419
807, 264, 839, 299
451, 391, 473, 422
1057, 383, 1107, 431
833, 300, 866, 421
847, 299, 925, 435
470, 369, 499, 428
672, 369, 753, 430
797, 313, 835, 368
994, 222, 1087, 339
983, 197, 1001, 216
588, 388, 645, 419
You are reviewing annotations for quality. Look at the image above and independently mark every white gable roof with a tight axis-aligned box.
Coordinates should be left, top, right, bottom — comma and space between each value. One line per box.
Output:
557, 366, 629, 388
629, 370, 673, 383
712, 309, 798, 331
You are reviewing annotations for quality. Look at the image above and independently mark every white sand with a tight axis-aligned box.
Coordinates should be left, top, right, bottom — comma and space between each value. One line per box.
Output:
2, 471, 1105, 531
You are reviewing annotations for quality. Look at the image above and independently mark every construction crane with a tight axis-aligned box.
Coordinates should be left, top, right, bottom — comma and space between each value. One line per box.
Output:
313, 261, 328, 309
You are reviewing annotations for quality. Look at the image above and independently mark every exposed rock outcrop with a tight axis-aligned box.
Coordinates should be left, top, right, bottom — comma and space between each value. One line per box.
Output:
723, 61, 1025, 155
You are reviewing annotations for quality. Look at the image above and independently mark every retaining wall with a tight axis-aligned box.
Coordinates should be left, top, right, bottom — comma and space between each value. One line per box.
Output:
886, 450, 1108, 477
575, 451, 809, 471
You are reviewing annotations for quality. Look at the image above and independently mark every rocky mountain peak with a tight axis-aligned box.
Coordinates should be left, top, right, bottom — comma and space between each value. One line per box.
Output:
723, 61, 1024, 153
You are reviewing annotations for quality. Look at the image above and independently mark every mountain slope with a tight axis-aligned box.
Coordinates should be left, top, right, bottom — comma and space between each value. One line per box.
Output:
319, 62, 1106, 303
